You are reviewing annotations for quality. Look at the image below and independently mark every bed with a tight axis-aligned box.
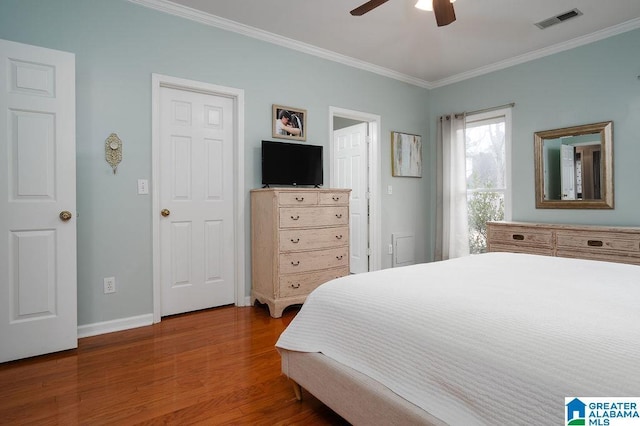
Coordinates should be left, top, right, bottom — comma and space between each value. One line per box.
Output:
275, 223, 640, 425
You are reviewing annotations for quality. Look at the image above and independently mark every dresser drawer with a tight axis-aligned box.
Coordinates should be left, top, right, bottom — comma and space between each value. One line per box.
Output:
280, 226, 349, 252
489, 226, 553, 249
280, 206, 349, 228
485, 222, 640, 268
278, 192, 318, 206
279, 246, 349, 274
556, 232, 640, 254
489, 243, 554, 257
279, 267, 349, 298
318, 191, 349, 206
556, 250, 640, 266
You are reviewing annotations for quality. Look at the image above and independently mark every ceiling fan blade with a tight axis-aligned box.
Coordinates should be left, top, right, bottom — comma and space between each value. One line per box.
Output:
350, 0, 389, 16
432, 0, 456, 26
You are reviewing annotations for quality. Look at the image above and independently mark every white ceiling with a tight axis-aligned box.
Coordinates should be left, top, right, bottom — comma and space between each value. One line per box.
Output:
139, 0, 640, 88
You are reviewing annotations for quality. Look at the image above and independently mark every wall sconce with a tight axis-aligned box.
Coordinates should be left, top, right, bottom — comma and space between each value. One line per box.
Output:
105, 133, 122, 174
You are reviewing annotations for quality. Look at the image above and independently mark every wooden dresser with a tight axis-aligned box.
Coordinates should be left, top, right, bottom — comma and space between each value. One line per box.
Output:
251, 188, 351, 317
487, 221, 640, 266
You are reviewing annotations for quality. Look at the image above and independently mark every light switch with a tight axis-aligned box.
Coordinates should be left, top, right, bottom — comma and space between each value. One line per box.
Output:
387, 185, 393, 195
137, 179, 149, 195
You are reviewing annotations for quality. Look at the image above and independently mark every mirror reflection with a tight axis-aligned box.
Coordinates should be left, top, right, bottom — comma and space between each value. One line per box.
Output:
534, 121, 613, 209
542, 133, 602, 200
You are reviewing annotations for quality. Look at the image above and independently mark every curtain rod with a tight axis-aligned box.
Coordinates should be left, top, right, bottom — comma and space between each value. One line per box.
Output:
454, 102, 515, 119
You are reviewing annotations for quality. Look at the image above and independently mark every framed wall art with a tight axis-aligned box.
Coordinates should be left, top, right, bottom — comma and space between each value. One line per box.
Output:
391, 131, 422, 177
273, 104, 306, 141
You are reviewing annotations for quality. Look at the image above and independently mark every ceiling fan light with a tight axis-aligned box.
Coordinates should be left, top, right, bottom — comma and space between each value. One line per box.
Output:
414, 0, 456, 12
415, 0, 432, 11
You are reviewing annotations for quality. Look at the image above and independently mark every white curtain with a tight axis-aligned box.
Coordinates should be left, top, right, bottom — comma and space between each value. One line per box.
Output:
435, 114, 470, 260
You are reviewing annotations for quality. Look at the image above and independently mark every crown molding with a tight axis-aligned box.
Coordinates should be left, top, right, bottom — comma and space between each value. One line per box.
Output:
127, 0, 432, 89
430, 17, 640, 88
128, 0, 640, 90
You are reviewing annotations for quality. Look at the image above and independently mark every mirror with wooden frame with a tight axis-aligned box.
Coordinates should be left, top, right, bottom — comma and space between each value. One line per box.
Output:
534, 121, 613, 209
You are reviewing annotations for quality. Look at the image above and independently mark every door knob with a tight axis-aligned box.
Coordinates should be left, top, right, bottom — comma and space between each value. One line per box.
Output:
59, 211, 72, 221
161, 209, 170, 217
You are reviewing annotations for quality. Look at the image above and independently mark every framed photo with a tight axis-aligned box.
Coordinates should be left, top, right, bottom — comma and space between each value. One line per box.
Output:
273, 104, 306, 141
391, 131, 422, 177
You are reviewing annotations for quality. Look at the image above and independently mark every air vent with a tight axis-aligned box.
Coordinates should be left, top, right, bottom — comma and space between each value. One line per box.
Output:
535, 8, 583, 29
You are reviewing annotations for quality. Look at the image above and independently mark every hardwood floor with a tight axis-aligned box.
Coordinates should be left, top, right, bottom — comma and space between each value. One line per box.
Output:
0, 305, 349, 425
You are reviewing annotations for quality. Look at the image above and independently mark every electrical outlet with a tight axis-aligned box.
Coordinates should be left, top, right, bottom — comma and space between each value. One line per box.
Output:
104, 277, 116, 294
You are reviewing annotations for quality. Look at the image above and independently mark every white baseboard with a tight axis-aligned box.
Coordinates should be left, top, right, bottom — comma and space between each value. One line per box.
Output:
77, 313, 154, 339
78, 301, 256, 338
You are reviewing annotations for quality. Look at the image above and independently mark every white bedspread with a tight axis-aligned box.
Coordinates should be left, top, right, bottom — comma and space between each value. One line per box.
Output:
276, 252, 640, 425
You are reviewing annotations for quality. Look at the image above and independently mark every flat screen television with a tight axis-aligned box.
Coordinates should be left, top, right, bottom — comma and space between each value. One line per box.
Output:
261, 140, 323, 187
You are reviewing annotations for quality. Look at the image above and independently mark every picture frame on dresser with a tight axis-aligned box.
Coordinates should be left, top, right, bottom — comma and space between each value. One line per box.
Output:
273, 104, 306, 141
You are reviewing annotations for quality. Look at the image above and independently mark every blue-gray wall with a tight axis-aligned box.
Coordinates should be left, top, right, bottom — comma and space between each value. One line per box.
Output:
429, 29, 640, 235
2, 1, 639, 328
0, 0, 430, 326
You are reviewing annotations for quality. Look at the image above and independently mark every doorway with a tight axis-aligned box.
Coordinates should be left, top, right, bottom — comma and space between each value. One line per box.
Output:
151, 74, 245, 322
329, 107, 381, 273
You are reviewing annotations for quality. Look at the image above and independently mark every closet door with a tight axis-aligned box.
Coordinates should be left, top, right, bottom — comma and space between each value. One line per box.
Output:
0, 39, 76, 362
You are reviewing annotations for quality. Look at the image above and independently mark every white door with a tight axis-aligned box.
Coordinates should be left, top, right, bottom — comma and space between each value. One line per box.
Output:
561, 144, 576, 200
159, 86, 235, 316
0, 39, 76, 363
333, 123, 369, 274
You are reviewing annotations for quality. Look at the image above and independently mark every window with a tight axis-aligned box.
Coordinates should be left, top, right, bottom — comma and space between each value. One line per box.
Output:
464, 109, 511, 254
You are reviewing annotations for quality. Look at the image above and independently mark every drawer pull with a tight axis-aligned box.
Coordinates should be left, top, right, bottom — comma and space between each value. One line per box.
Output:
291, 238, 300, 243
295, 197, 304, 202
512, 234, 525, 241
336, 255, 344, 260
336, 235, 343, 240
290, 215, 300, 220
335, 214, 343, 219
587, 240, 604, 247
291, 261, 300, 266
332, 196, 340, 201
290, 283, 301, 289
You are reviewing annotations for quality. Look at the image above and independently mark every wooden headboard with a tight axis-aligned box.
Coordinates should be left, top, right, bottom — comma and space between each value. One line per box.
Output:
487, 221, 640, 266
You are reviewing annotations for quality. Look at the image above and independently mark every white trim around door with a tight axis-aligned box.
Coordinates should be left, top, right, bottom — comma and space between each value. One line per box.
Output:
151, 74, 245, 323
329, 107, 381, 272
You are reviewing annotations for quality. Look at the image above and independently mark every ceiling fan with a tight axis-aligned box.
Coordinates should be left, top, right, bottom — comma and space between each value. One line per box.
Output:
350, 0, 456, 27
